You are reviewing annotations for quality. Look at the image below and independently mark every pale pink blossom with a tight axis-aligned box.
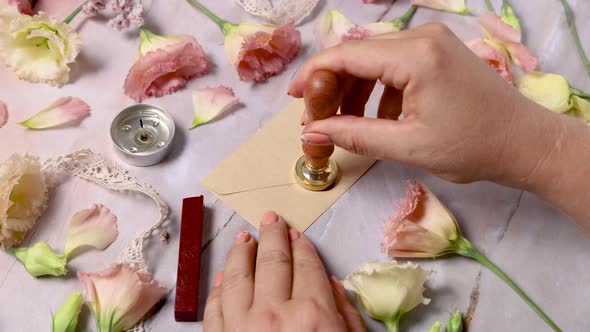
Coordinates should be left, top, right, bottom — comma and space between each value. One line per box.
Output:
381, 181, 460, 258
224, 22, 301, 82
478, 12, 537, 72
78, 263, 167, 332
124, 27, 210, 102
64, 204, 119, 258
411, 0, 468, 13
19, 97, 90, 129
0, 0, 34, 14
82, 0, 106, 17
191, 86, 240, 128
466, 39, 513, 83
0, 101, 7, 128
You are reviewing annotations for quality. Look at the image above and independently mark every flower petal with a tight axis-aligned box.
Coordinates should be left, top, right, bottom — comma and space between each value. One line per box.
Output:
191, 86, 240, 128
124, 31, 210, 102
504, 41, 537, 72
478, 12, 521, 43
64, 204, 118, 258
0, 154, 48, 248
0, 0, 34, 14
233, 21, 302, 82
342, 261, 430, 322
466, 39, 513, 83
6, 241, 67, 277
78, 263, 167, 331
19, 97, 90, 129
314, 10, 357, 49
0, 100, 7, 128
411, 0, 469, 13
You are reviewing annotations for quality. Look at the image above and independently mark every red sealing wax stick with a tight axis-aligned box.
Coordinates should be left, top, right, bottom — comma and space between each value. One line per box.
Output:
174, 195, 204, 321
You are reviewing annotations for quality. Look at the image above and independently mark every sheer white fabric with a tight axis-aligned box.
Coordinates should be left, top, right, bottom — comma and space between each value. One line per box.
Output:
234, 0, 320, 25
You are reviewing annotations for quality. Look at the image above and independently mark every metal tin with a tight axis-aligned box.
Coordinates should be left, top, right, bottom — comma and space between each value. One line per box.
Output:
294, 155, 339, 191
110, 104, 175, 167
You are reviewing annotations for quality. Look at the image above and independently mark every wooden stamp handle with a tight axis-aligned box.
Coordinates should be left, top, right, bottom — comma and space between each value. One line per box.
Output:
302, 70, 341, 169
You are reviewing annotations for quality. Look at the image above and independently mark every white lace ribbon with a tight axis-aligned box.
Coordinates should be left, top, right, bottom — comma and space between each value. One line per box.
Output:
234, 0, 320, 25
42, 149, 169, 332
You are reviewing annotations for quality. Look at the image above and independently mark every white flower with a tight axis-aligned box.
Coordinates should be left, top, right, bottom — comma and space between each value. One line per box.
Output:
0, 8, 81, 87
0, 154, 48, 248
343, 260, 430, 330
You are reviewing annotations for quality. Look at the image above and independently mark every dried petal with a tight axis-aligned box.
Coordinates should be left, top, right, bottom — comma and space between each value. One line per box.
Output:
411, 0, 469, 13
19, 97, 90, 129
191, 86, 239, 128
124, 27, 210, 102
64, 204, 118, 258
0, 101, 7, 128
78, 263, 167, 332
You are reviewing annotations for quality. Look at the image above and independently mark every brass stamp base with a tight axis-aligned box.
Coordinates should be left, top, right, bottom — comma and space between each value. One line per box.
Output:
294, 156, 339, 191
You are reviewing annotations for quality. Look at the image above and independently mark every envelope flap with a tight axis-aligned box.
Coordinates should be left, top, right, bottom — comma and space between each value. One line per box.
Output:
202, 100, 304, 195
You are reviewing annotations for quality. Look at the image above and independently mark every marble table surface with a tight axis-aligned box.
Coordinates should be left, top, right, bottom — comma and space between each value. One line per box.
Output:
1, 0, 589, 331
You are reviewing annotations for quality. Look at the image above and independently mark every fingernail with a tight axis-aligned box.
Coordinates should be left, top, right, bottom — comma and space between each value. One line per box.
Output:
288, 229, 301, 241
261, 211, 279, 225
330, 276, 345, 295
213, 271, 224, 287
233, 231, 250, 244
300, 133, 333, 146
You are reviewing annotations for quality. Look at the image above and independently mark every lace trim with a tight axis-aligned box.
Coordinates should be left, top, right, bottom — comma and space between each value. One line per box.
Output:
234, 0, 320, 25
42, 149, 169, 332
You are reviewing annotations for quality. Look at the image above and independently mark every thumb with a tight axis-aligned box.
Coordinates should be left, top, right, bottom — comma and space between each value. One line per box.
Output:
302, 115, 412, 161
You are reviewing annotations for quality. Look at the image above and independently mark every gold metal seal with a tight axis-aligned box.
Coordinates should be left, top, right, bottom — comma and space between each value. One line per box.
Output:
294, 156, 339, 191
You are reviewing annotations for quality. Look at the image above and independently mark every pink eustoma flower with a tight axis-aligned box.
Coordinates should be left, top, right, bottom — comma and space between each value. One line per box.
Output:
0, 0, 34, 14
466, 39, 513, 83
381, 181, 461, 258
124, 26, 210, 102
78, 263, 167, 332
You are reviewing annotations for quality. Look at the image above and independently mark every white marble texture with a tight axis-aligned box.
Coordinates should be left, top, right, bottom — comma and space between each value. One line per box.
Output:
0, 0, 588, 331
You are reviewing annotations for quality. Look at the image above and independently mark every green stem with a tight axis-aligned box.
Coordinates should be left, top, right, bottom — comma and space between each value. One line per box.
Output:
397, 5, 417, 26
186, 0, 235, 34
484, 0, 495, 12
384, 314, 400, 332
571, 87, 590, 99
63, 2, 84, 24
559, 0, 590, 78
452, 237, 561, 332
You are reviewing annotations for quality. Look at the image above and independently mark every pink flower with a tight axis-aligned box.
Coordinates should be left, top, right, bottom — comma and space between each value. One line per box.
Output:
0, 101, 7, 128
78, 263, 167, 332
466, 39, 513, 83
477, 12, 537, 72
64, 204, 118, 258
124, 27, 210, 102
224, 22, 301, 82
19, 97, 90, 129
0, 0, 34, 14
381, 181, 461, 258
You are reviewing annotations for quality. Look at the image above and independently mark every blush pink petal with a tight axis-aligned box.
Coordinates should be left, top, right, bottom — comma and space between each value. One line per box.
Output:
34, 0, 85, 20
78, 263, 167, 331
0, 101, 7, 128
505, 42, 538, 72
124, 36, 209, 102
191, 86, 240, 128
64, 204, 118, 258
466, 39, 513, 83
478, 12, 521, 43
381, 181, 460, 258
1, 0, 34, 14
19, 97, 90, 129
236, 22, 301, 82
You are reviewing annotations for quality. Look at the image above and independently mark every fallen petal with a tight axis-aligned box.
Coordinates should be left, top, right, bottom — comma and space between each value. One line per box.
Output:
64, 203, 118, 258
191, 86, 240, 128
19, 97, 90, 129
478, 12, 521, 43
0, 101, 7, 128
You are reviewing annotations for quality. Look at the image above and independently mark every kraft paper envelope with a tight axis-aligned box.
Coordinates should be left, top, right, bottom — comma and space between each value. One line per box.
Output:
202, 99, 376, 231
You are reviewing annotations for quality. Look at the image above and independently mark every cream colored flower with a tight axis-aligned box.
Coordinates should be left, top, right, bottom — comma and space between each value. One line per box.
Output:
343, 261, 430, 331
0, 154, 48, 248
517, 72, 573, 113
0, 8, 81, 87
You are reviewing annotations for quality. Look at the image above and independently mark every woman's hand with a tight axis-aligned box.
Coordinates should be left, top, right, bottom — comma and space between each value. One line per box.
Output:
289, 23, 551, 185
203, 211, 366, 332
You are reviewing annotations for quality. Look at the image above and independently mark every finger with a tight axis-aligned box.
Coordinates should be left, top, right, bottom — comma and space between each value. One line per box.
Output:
254, 211, 292, 304
330, 277, 367, 332
302, 115, 416, 161
290, 230, 334, 306
203, 271, 224, 332
221, 231, 256, 318
341, 79, 376, 117
377, 86, 403, 120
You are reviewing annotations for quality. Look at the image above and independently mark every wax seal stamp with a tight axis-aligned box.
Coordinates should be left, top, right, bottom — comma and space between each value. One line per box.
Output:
110, 104, 175, 167
295, 70, 341, 191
